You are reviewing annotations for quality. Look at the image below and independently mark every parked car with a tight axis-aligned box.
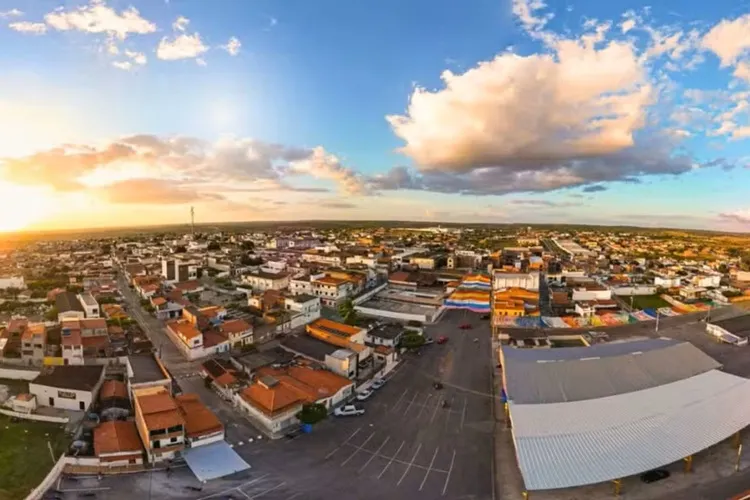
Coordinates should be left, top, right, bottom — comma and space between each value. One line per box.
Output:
356, 389, 373, 401
640, 470, 670, 484
459, 323, 472, 330
423, 337, 434, 345
437, 336, 448, 344
334, 405, 365, 417
480, 314, 491, 320
371, 378, 386, 390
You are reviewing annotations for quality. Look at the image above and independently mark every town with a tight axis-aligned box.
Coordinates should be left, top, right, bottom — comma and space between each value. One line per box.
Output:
2, 222, 750, 500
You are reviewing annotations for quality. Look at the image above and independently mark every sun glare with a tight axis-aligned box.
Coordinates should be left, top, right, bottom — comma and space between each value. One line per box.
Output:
0, 182, 53, 232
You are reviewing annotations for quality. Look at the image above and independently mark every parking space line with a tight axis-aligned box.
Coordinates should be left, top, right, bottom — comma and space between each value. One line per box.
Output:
285, 494, 303, 500
429, 395, 442, 424
198, 474, 269, 500
419, 447, 440, 491
442, 449, 456, 496
389, 389, 409, 413
325, 427, 361, 459
460, 397, 468, 430
358, 436, 390, 473
397, 443, 422, 486
236, 488, 251, 499
341, 431, 375, 466
402, 392, 419, 416
444, 396, 455, 430
249, 482, 287, 499
415, 393, 432, 419
378, 440, 405, 479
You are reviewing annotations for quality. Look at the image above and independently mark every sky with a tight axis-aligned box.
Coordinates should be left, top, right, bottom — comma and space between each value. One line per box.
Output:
1, 0, 750, 232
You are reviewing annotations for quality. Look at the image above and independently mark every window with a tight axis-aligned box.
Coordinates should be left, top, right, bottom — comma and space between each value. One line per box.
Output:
170, 437, 177, 443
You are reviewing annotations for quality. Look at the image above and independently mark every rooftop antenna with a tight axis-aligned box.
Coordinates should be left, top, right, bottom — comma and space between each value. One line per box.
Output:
190, 206, 195, 237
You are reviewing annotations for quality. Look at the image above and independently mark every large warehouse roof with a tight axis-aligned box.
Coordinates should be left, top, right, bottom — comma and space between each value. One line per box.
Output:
501, 340, 720, 404
511, 369, 750, 490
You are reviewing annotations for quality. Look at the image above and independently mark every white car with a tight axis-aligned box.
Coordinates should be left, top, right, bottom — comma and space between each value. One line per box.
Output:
371, 378, 386, 390
356, 389, 373, 401
334, 405, 365, 417
423, 337, 434, 345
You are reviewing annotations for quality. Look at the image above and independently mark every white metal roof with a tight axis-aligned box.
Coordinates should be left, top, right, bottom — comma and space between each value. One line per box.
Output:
511, 370, 750, 490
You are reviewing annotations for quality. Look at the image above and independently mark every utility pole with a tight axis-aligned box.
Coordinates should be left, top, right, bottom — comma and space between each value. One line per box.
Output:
190, 206, 195, 237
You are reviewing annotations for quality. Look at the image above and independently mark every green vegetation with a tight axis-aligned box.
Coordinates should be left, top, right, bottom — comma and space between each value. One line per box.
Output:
0, 415, 68, 500
629, 295, 670, 310
400, 333, 426, 349
338, 299, 358, 325
296, 403, 328, 425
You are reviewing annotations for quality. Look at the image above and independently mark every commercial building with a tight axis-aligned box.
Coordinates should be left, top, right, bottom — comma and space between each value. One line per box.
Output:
493, 271, 540, 291
29, 365, 105, 411
500, 339, 750, 493
161, 258, 198, 284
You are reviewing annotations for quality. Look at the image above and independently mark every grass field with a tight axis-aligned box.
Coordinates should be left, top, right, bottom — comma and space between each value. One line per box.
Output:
0, 415, 69, 500
629, 294, 671, 310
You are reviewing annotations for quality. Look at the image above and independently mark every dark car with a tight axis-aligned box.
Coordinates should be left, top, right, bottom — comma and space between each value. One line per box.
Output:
640, 470, 670, 483
480, 314, 491, 320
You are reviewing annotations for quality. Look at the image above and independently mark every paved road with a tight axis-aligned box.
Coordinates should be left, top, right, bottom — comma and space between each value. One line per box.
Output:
64, 309, 495, 500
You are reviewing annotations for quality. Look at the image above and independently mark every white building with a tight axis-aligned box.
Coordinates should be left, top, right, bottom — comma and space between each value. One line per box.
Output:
279, 294, 322, 331
654, 275, 682, 288
493, 271, 540, 291
30, 365, 105, 411
77, 292, 100, 318
0, 276, 24, 289
311, 276, 354, 307
571, 286, 612, 302
242, 270, 291, 292
691, 274, 721, 288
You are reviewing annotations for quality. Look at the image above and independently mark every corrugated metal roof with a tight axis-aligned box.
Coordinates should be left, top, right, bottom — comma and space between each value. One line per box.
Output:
182, 441, 250, 482
501, 338, 680, 363
503, 342, 720, 404
511, 370, 750, 490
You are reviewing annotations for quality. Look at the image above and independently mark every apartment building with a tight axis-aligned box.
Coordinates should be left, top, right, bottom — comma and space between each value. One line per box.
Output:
242, 270, 291, 291
21, 322, 46, 364
161, 258, 198, 284
311, 275, 354, 307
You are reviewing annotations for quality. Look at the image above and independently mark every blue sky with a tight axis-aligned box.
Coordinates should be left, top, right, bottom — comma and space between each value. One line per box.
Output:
0, 0, 749, 232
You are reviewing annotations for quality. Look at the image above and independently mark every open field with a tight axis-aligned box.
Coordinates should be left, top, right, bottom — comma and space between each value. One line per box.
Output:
0, 415, 68, 500
630, 294, 671, 310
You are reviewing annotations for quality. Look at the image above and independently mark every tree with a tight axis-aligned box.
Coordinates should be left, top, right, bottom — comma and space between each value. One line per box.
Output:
44, 306, 59, 322
338, 299, 358, 325
400, 333, 426, 349
296, 403, 328, 425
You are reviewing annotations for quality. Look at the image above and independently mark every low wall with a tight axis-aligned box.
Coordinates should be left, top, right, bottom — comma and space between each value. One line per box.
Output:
25, 454, 66, 500
0, 365, 40, 380
353, 283, 388, 305
612, 286, 657, 296
0, 408, 69, 423
355, 305, 428, 324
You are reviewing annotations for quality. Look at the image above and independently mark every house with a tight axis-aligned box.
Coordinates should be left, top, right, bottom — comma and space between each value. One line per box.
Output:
99, 379, 130, 421
77, 292, 100, 318
301, 249, 345, 267
311, 275, 354, 307
94, 421, 144, 467
151, 296, 184, 320
102, 303, 128, 320
60, 321, 84, 365
175, 393, 225, 447
278, 294, 321, 332
172, 280, 203, 294
218, 319, 253, 347
166, 320, 203, 356
21, 322, 46, 365
365, 323, 404, 348
56, 291, 86, 322
306, 318, 372, 362
234, 364, 353, 436
127, 354, 173, 397
290, 276, 313, 295
680, 285, 707, 300
242, 270, 291, 292
29, 365, 105, 411
133, 387, 185, 463
62, 318, 109, 358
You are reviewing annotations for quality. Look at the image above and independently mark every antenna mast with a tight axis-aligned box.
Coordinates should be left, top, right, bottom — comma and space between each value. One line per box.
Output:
190, 206, 195, 236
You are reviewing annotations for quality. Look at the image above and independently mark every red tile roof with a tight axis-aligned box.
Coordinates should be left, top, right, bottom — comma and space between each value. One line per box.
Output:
94, 421, 143, 456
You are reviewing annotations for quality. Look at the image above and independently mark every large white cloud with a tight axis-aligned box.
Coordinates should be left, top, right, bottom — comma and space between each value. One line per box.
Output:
44, 0, 155, 39
702, 14, 750, 67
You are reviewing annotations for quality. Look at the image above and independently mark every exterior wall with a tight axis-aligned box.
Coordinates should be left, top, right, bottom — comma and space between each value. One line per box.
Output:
0, 276, 25, 289
654, 276, 682, 288
290, 280, 312, 295
612, 286, 657, 296
62, 345, 84, 365
0, 366, 40, 380
325, 352, 358, 379
0, 408, 69, 423
188, 431, 225, 448
494, 273, 540, 291
736, 271, 750, 282
354, 305, 430, 324
693, 275, 721, 288
571, 289, 612, 301
243, 274, 290, 291
58, 310, 85, 322
29, 383, 99, 411
234, 395, 301, 435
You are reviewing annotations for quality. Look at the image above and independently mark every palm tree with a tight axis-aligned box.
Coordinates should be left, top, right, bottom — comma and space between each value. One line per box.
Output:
338, 299, 358, 325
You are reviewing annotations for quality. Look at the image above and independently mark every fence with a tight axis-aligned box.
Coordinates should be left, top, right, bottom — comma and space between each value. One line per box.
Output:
0, 408, 69, 423
0, 365, 40, 379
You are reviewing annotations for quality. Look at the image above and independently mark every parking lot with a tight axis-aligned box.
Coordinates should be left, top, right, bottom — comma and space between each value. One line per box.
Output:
59, 310, 495, 500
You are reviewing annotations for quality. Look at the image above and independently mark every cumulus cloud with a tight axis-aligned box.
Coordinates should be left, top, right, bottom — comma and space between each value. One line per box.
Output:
288, 147, 368, 194
173, 16, 189, 32
112, 49, 146, 70
112, 61, 132, 70
8, 21, 46, 34
157, 33, 208, 61
221, 36, 241, 56
44, 0, 156, 39
702, 14, 750, 67
0, 135, 365, 196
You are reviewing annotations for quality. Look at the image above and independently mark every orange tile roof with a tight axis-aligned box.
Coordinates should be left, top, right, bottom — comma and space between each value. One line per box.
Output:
94, 421, 143, 456
174, 280, 200, 292
81, 318, 107, 329
214, 372, 237, 387
175, 393, 224, 438
240, 382, 304, 415
100, 380, 128, 400
314, 276, 348, 286
167, 320, 202, 341
21, 323, 45, 341
152, 297, 167, 306
282, 365, 352, 397
137, 391, 177, 414
141, 284, 159, 293
220, 319, 251, 335
308, 318, 361, 337
82, 336, 109, 348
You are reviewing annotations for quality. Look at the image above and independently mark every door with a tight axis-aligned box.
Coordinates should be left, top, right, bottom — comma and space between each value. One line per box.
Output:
79, 401, 85, 410
49, 397, 54, 406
